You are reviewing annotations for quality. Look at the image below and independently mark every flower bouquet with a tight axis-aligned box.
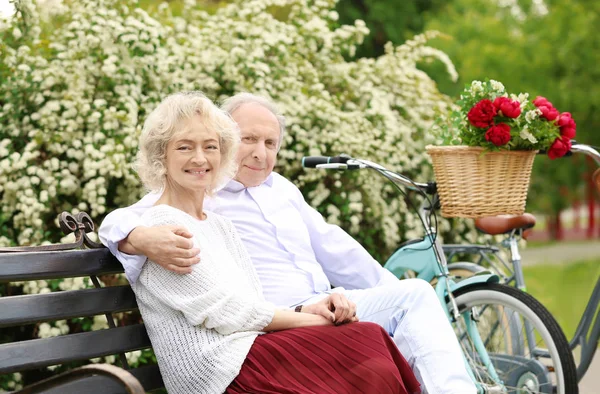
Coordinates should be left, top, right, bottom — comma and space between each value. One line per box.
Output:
428, 79, 577, 218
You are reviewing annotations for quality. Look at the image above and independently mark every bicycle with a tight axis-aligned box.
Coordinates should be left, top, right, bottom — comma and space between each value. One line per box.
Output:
302, 154, 578, 394
440, 142, 600, 383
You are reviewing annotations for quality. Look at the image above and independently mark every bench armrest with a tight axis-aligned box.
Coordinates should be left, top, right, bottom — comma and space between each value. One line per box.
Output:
16, 364, 145, 394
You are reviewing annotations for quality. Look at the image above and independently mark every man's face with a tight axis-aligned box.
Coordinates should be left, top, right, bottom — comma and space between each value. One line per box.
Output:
231, 103, 280, 187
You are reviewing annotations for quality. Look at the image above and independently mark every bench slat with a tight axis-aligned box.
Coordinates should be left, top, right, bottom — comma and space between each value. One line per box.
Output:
0, 249, 123, 282
0, 324, 151, 374
41, 376, 130, 394
0, 286, 137, 328
130, 364, 165, 391
39, 365, 164, 394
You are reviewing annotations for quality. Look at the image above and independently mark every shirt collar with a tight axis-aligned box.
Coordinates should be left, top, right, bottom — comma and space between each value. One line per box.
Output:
223, 173, 274, 193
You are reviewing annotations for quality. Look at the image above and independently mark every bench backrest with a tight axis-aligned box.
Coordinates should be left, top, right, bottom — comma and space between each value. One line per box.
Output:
0, 247, 164, 393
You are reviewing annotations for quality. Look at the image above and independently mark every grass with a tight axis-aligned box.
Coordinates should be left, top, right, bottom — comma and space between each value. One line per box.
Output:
522, 259, 600, 339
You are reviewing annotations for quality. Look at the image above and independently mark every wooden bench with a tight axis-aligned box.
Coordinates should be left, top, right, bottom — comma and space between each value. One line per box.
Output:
0, 212, 164, 393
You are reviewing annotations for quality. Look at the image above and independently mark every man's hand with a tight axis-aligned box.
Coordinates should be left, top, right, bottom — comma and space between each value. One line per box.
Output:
118, 226, 200, 274
301, 294, 359, 325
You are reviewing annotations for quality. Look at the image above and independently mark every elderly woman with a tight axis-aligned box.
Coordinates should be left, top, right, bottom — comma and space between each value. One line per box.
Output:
132, 91, 420, 394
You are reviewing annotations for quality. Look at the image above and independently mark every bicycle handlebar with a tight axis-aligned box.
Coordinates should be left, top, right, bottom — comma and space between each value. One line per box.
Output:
571, 142, 600, 166
301, 156, 350, 168
301, 155, 436, 194
301, 143, 600, 196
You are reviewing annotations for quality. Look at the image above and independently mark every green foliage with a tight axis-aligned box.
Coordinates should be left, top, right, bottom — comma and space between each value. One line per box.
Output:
337, 0, 599, 215
0, 0, 475, 262
0, 1, 480, 385
420, 0, 600, 213
336, 0, 446, 58
523, 258, 600, 339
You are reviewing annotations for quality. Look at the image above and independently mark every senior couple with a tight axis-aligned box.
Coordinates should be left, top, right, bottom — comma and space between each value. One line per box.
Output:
100, 91, 475, 394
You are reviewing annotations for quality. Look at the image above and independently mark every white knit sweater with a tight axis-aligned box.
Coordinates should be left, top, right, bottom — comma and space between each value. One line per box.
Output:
131, 205, 276, 394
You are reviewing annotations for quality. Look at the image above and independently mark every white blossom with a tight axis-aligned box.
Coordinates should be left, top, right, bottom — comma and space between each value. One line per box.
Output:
520, 129, 538, 144
489, 79, 505, 93
0, 0, 475, 279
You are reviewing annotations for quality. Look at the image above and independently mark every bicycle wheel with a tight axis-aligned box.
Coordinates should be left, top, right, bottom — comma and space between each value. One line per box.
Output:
450, 283, 577, 394
430, 262, 487, 286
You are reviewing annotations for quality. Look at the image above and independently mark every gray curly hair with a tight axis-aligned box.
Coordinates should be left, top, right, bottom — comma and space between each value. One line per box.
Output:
135, 91, 239, 193
220, 93, 286, 150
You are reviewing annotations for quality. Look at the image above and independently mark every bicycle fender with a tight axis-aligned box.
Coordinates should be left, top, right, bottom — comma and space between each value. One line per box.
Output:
447, 262, 488, 274
449, 273, 500, 294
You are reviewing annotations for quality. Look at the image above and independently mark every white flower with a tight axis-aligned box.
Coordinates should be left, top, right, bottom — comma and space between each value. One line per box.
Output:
92, 314, 109, 331
525, 109, 540, 123
520, 129, 538, 144
470, 81, 483, 94
38, 322, 51, 338
490, 79, 505, 93
125, 350, 142, 364
0, 0, 468, 291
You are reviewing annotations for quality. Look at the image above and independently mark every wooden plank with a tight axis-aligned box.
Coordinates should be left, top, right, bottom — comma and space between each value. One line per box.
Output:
29, 375, 130, 394
37, 365, 164, 394
130, 364, 164, 391
0, 249, 124, 282
0, 325, 151, 374
0, 286, 137, 328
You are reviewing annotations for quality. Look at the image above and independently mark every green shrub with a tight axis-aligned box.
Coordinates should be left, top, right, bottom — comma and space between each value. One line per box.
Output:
0, 0, 478, 384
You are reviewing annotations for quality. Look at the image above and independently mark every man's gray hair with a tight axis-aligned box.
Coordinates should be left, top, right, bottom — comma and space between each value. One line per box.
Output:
221, 93, 286, 150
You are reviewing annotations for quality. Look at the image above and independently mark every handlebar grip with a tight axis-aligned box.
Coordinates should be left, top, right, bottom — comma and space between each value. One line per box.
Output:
301, 156, 349, 168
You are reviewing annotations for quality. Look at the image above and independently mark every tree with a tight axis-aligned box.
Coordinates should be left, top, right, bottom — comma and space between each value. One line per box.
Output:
420, 0, 600, 220
0, 0, 468, 258
336, 0, 446, 58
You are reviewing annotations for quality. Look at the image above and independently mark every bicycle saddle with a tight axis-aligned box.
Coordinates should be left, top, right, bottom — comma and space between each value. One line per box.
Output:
475, 213, 536, 239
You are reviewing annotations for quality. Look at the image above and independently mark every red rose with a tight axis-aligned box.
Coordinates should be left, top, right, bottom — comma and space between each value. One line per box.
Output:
538, 105, 559, 121
493, 97, 521, 118
548, 136, 571, 160
485, 123, 511, 146
467, 99, 497, 128
556, 112, 577, 139
533, 96, 553, 108
533, 96, 559, 121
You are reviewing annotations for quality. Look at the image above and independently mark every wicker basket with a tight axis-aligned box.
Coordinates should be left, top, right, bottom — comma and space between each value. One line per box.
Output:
426, 145, 537, 218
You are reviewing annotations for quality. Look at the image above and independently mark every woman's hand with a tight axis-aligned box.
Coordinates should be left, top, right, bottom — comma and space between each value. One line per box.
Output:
301, 294, 359, 325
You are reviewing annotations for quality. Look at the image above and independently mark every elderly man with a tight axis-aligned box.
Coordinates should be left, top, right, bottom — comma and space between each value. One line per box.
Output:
99, 93, 475, 394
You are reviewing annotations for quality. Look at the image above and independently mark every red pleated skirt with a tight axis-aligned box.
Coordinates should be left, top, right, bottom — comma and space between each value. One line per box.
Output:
226, 322, 421, 394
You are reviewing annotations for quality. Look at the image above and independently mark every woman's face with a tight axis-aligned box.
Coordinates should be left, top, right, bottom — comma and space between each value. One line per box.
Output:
165, 115, 221, 194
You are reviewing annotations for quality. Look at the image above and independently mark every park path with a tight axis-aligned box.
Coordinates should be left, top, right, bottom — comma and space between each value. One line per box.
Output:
520, 241, 600, 266
521, 241, 600, 393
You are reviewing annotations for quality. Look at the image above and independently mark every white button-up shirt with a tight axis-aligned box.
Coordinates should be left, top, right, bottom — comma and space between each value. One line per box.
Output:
99, 172, 398, 307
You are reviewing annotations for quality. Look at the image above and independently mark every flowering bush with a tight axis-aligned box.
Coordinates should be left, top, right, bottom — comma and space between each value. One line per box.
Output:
0, 0, 482, 387
438, 80, 576, 159
0, 0, 470, 256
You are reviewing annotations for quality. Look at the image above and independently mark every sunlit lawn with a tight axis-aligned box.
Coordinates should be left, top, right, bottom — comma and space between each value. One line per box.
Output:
523, 259, 600, 339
